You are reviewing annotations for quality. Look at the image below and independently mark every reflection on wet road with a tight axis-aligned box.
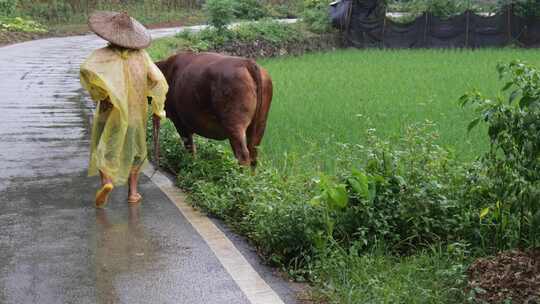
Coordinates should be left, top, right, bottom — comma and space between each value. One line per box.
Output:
0, 28, 259, 304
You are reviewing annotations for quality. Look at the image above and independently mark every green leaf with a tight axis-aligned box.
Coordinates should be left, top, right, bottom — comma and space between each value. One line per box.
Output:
349, 169, 369, 198
327, 184, 348, 210
459, 94, 469, 107
519, 95, 537, 109
367, 182, 377, 204
501, 82, 513, 91
467, 118, 481, 133
309, 196, 322, 207
508, 90, 519, 104
479, 207, 490, 220
348, 178, 363, 197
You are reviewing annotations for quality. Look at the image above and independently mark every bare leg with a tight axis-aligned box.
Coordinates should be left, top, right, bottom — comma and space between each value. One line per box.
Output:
96, 170, 114, 208
99, 171, 113, 186
128, 168, 142, 204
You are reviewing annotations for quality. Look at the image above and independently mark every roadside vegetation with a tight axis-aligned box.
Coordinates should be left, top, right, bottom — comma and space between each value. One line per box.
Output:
144, 0, 540, 302
0, 0, 304, 45
147, 4, 540, 299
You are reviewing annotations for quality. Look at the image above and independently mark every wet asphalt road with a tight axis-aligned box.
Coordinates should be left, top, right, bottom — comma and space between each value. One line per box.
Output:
0, 28, 294, 303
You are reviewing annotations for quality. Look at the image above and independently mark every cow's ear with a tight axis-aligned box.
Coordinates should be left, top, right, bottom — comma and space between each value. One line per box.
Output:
147, 96, 153, 104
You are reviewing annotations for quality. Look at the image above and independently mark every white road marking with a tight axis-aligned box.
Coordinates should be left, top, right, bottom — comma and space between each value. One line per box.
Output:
143, 166, 286, 304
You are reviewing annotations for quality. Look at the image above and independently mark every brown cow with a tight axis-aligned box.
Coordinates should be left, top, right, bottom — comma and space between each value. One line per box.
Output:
156, 52, 273, 168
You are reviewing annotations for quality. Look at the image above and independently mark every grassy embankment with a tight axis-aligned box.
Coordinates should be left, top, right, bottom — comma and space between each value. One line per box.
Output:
148, 39, 540, 303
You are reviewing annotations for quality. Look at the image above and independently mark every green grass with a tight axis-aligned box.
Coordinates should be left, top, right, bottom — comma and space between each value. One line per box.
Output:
314, 245, 469, 304
254, 48, 540, 173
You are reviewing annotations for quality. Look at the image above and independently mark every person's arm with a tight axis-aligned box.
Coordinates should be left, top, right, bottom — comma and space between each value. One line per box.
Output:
80, 68, 109, 103
144, 52, 169, 121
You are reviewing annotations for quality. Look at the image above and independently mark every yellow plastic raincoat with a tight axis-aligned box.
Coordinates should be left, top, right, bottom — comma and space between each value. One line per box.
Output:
80, 46, 168, 185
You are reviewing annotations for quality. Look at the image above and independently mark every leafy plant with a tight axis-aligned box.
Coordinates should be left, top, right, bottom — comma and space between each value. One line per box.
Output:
0, 0, 17, 17
232, 0, 268, 20
460, 60, 540, 250
172, 20, 305, 52
0, 17, 47, 33
306, 123, 471, 253
309, 175, 349, 249
301, 0, 331, 33
400, 0, 468, 18
204, 0, 235, 32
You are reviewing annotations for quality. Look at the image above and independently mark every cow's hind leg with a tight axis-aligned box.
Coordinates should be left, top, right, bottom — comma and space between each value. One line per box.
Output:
229, 131, 251, 167
246, 125, 258, 169
181, 133, 196, 157
170, 119, 196, 157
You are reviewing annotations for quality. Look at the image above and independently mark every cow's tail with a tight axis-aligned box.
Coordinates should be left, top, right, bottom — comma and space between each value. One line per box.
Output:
246, 60, 263, 147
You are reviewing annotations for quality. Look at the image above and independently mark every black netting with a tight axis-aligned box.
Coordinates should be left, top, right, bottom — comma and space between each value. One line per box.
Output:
331, 0, 540, 48
383, 15, 427, 48
519, 18, 540, 47
471, 13, 509, 47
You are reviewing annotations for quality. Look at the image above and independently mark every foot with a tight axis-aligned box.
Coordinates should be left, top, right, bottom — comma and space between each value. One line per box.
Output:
95, 183, 114, 208
127, 192, 142, 204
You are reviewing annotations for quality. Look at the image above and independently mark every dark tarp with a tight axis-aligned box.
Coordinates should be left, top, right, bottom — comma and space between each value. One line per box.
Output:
330, 0, 352, 29
331, 0, 540, 48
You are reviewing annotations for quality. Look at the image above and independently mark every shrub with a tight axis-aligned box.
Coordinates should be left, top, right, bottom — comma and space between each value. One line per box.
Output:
174, 20, 306, 52
460, 61, 540, 250
234, 19, 303, 43
428, 0, 467, 17
265, 1, 303, 18
204, 0, 235, 32
512, 0, 540, 18
310, 122, 472, 253
398, 0, 467, 18
301, 0, 331, 33
0, 17, 47, 33
0, 0, 17, 17
232, 0, 268, 20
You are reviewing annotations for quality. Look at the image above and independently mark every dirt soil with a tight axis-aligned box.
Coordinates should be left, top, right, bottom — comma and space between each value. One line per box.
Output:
468, 249, 540, 303
210, 33, 343, 59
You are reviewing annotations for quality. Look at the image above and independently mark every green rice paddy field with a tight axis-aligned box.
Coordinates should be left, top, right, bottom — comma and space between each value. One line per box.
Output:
256, 48, 540, 172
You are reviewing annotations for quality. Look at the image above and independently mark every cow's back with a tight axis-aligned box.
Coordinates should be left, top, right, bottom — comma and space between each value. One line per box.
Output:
157, 52, 258, 139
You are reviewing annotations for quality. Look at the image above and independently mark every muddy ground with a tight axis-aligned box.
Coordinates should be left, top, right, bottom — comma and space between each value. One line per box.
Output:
468, 249, 540, 303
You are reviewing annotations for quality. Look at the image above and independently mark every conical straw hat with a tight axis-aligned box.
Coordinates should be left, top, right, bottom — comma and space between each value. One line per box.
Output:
88, 11, 151, 49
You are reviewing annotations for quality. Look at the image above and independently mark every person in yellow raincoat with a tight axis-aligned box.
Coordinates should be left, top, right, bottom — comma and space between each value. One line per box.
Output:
80, 11, 168, 208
